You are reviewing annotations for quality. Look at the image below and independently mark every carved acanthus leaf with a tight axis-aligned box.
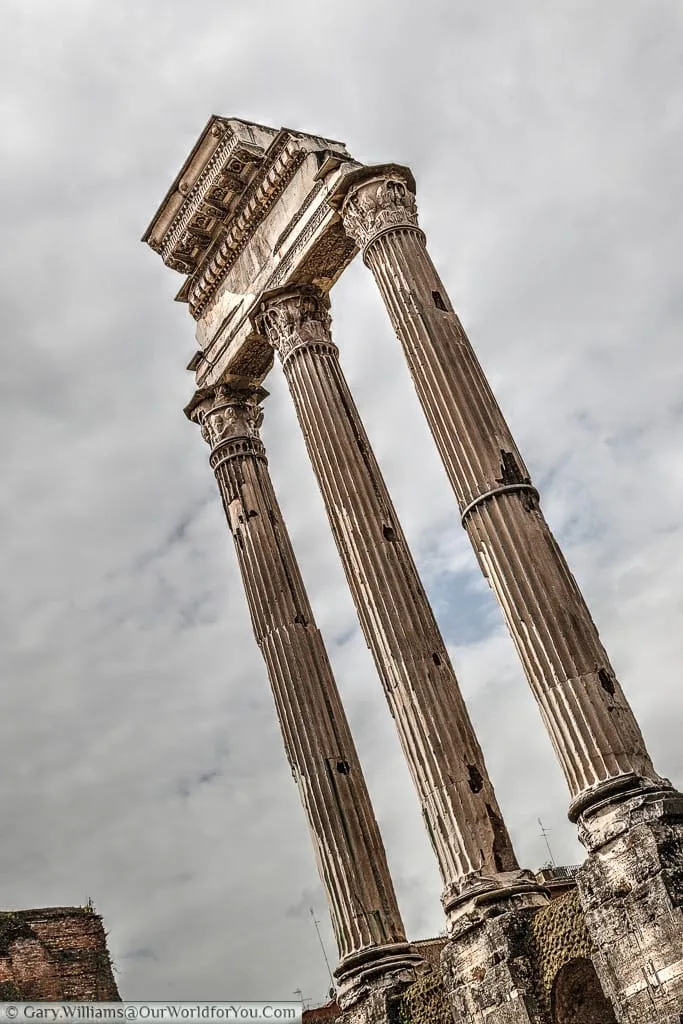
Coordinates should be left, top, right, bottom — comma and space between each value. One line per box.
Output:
255, 286, 333, 362
341, 176, 419, 249
191, 384, 265, 449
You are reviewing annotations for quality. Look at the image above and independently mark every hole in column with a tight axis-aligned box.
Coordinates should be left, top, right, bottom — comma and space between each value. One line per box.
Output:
432, 652, 442, 666
486, 803, 507, 872
598, 668, 616, 696
467, 764, 484, 793
498, 450, 526, 485
382, 524, 396, 541
235, 531, 244, 549
293, 613, 309, 626
432, 289, 447, 311
336, 760, 351, 775
247, 510, 258, 518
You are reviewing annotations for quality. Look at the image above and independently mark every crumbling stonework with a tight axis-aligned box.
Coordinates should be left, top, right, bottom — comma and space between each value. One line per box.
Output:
0, 907, 119, 1001
527, 888, 594, 1016
576, 787, 683, 1022
391, 966, 451, 1024
338, 980, 417, 1024
441, 893, 550, 1024
308, 890, 620, 1024
550, 959, 617, 1024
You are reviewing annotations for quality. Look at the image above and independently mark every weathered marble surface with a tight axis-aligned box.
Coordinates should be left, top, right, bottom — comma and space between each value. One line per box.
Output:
143, 115, 683, 1024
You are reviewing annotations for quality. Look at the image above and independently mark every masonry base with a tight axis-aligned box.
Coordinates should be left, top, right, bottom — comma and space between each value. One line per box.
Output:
576, 784, 683, 1023
441, 890, 550, 1024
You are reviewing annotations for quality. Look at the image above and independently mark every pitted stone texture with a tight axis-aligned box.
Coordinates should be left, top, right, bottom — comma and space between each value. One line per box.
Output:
392, 968, 453, 1024
576, 790, 683, 1022
527, 888, 596, 1016
441, 894, 551, 1024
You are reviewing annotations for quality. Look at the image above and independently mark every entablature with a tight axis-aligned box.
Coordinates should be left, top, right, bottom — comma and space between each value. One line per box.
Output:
143, 118, 396, 404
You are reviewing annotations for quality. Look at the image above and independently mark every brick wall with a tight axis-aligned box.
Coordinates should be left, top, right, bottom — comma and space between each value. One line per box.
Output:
0, 907, 120, 1001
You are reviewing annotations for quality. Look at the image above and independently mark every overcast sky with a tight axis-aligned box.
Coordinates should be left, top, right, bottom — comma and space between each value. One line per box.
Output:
1, 0, 682, 1007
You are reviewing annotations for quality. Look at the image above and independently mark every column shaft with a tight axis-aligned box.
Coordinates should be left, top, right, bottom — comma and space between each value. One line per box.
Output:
338, 174, 662, 815
255, 288, 532, 921
190, 384, 419, 998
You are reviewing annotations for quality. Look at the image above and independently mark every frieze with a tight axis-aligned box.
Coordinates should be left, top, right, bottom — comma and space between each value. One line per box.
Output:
341, 176, 419, 251
273, 179, 325, 254
268, 197, 340, 288
193, 201, 353, 391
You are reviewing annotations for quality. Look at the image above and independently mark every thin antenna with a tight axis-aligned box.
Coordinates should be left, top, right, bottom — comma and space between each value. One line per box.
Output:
310, 907, 334, 984
538, 817, 556, 868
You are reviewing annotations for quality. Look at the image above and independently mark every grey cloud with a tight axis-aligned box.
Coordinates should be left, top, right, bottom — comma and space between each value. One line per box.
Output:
0, 0, 681, 1005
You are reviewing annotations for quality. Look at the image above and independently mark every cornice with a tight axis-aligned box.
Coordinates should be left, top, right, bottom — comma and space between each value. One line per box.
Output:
153, 131, 267, 277
185, 133, 310, 319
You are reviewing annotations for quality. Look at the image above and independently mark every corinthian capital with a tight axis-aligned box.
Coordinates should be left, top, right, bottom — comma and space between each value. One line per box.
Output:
254, 285, 333, 363
189, 382, 266, 450
341, 175, 419, 250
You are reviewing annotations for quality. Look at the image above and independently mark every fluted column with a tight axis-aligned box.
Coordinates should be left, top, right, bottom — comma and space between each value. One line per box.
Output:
188, 382, 421, 1004
253, 285, 542, 924
334, 168, 665, 820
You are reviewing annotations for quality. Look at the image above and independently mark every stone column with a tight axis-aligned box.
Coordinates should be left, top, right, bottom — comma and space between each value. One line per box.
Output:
188, 382, 421, 1008
333, 168, 683, 1022
255, 287, 549, 1024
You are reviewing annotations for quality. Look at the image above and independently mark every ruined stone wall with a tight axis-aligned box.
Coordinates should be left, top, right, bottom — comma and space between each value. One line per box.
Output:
0, 907, 120, 1001
527, 889, 592, 1017
306, 890, 621, 1024
391, 968, 451, 1024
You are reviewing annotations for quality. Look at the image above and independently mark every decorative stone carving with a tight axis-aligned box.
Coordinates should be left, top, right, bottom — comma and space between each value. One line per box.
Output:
341, 176, 419, 251
255, 285, 334, 362
190, 383, 265, 449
